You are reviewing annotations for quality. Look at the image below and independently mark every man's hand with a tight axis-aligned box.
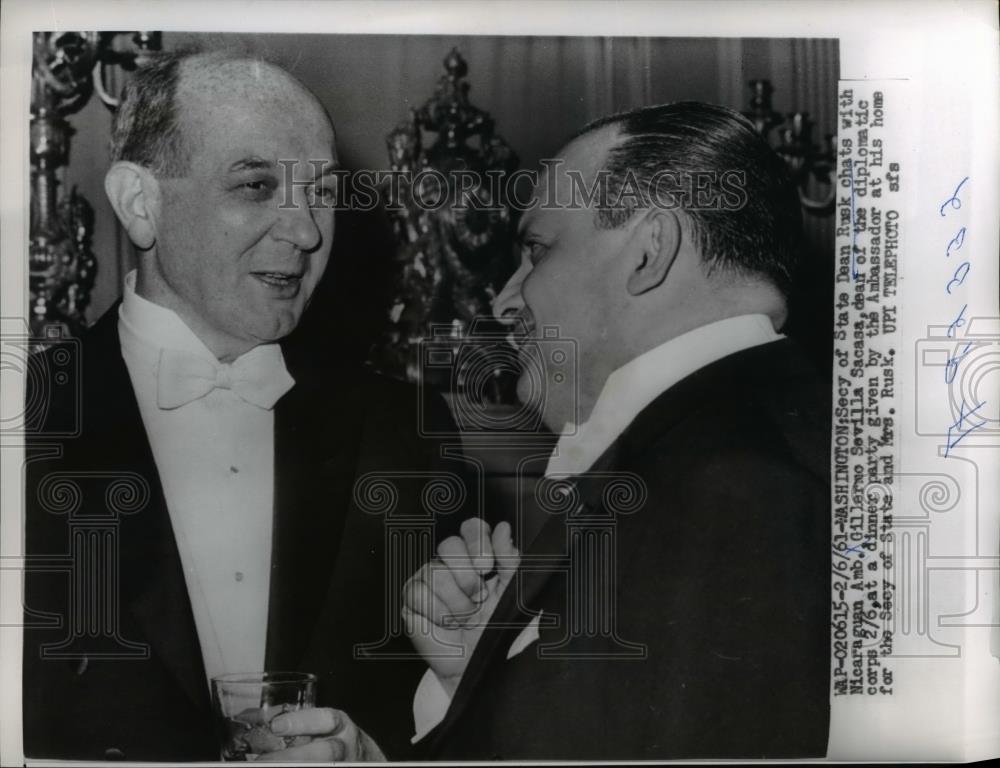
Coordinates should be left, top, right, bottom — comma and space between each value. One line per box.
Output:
402, 519, 519, 696
255, 708, 385, 762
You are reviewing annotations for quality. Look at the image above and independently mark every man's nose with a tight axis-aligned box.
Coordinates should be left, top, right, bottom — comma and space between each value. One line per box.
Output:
492, 263, 530, 323
272, 188, 323, 252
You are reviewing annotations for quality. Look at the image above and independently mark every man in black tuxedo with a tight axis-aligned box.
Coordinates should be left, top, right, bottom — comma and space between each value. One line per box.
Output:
23, 50, 456, 761
395, 102, 832, 759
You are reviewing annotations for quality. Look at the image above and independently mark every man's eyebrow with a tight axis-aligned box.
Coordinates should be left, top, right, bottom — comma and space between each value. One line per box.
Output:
226, 158, 342, 175
228, 158, 273, 172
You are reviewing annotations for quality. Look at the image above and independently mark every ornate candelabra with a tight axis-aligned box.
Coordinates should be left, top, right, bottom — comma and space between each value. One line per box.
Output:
369, 49, 519, 391
744, 79, 836, 213
29, 31, 161, 337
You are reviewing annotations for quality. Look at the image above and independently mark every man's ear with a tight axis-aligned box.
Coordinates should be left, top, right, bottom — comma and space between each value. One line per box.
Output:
625, 209, 682, 296
104, 161, 160, 251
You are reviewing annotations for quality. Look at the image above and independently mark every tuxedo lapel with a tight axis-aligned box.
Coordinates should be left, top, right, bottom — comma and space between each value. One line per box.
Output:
613, 338, 793, 464
265, 372, 366, 670
82, 309, 212, 717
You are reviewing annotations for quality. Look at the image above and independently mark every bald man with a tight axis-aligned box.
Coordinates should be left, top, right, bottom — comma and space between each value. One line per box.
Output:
23, 51, 454, 761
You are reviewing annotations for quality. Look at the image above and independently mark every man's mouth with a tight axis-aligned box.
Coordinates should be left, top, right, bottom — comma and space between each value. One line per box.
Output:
251, 270, 303, 288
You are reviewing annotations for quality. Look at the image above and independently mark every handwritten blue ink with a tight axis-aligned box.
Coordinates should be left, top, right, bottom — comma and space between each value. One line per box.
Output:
945, 227, 966, 257
946, 304, 968, 339
945, 261, 971, 295
939, 176, 969, 217
944, 399, 987, 457
944, 342, 975, 385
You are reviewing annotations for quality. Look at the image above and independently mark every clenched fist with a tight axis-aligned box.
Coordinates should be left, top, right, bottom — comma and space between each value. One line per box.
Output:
402, 519, 520, 695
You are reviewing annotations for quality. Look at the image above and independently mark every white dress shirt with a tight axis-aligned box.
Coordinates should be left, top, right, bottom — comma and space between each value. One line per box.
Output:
412, 313, 782, 741
118, 271, 293, 686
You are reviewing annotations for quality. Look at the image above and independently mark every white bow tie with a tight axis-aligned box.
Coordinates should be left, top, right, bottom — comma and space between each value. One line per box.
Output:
156, 345, 295, 410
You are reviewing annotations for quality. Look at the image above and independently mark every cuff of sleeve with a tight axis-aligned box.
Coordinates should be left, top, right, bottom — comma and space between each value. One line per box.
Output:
411, 667, 452, 744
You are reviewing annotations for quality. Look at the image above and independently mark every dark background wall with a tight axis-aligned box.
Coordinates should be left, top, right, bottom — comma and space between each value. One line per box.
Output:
58, 33, 838, 366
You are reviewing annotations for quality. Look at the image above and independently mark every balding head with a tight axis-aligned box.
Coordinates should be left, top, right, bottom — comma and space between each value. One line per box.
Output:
110, 50, 333, 179
177, 53, 330, 132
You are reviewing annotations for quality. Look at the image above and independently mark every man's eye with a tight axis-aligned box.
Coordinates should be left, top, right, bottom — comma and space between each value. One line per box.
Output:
521, 241, 549, 265
312, 185, 337, 207
237, 178, 277, 201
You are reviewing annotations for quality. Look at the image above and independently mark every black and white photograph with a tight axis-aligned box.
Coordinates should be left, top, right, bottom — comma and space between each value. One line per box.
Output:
1, 1, 998, 765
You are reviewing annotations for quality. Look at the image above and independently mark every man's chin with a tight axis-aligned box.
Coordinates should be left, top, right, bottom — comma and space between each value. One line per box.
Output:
516, 372, 567, 435
244, 307, 304, 346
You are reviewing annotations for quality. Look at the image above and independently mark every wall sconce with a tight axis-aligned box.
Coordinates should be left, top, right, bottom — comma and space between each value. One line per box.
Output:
744, 79, 836, 214
29, 32, 161, 337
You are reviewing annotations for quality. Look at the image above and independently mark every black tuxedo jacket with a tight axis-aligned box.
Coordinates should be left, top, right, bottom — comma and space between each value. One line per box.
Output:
22, 306, 460, 761
417, 338, 832, 760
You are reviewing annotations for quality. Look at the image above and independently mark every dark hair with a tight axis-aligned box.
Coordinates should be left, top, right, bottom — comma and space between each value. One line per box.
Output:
109, 49, 194, 177
576, 102, 803, 296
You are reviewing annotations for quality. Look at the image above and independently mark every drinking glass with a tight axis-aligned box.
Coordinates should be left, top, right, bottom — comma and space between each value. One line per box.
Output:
211, 671, 317, 761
